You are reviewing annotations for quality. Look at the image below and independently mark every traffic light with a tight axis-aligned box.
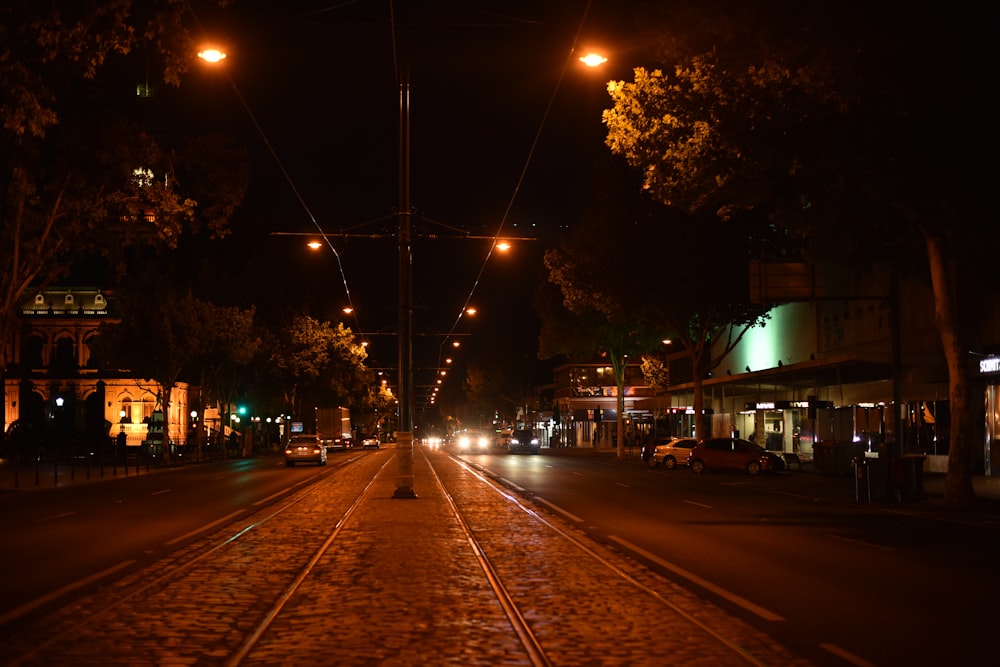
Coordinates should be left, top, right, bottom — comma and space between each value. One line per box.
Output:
238, 405, 248, 417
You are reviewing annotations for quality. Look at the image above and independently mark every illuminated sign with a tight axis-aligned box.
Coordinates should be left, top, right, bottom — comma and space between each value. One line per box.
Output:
980, 356, 1000, 375
745, 400, 834, 410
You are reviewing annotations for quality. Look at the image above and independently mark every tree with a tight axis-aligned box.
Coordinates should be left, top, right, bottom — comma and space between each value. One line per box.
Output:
603, 1, 992, 504
0, 0, 246, 436
265, 315, 370, 422
543, 208, 770, 454
94, 273, 254, 463
464, 357, 538, 427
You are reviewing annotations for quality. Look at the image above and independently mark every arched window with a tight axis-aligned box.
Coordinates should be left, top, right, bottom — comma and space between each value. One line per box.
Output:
22, 334, 45, 369
52, 336, 76, 372
121, 397, 134, 423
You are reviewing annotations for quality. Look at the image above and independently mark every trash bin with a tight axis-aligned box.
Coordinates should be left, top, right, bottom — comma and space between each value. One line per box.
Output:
891, 455, 926, 501
855, 456, 889, 503
855, 457, 871, 503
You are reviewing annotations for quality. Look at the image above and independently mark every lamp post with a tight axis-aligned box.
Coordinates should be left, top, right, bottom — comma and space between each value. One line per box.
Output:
393, 73, 416, 498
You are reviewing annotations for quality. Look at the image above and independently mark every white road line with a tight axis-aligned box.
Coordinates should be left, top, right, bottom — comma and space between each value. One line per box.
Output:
0, 560, 136, 627
826, 534, 895, 552
683, 500, 714, 509
615, 482, 631, 488
151, 489, 171, 496
608, 535, 785, 622
253, 487, 299, 506
534, 497, 584, 523
165, 510, 247, 546
820, 642, 879, 667
499, 478, 526, 493
37, 512, 76, 523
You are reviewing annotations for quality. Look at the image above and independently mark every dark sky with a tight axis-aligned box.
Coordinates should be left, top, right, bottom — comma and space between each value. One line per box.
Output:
167, 0, 651, 419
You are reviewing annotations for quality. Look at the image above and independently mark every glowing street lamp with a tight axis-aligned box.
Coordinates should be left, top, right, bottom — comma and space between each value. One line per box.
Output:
579, 52, 608, 67
197, 48, 227, 63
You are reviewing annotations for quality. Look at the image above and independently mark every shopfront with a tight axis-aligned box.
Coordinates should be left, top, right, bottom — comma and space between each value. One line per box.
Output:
740, 399, 834, 455
980, 354, 1000, 476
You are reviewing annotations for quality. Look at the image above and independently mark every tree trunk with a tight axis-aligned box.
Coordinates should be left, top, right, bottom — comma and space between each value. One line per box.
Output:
617, 379, 625, 460
692, 372, 706, 440
924, 232, 976, 505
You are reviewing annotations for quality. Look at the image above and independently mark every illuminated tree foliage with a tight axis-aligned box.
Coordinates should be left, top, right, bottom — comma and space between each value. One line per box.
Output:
603, 0, 991, 504
1, 0, 246, 433
266, 316, 371, 422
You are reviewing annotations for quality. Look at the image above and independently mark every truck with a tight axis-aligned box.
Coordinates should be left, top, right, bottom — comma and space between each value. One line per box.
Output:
316, 407, 352, 451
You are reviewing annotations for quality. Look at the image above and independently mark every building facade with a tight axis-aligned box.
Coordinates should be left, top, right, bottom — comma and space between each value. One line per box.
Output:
550, 262, 996, 475
2, 287, 195, 455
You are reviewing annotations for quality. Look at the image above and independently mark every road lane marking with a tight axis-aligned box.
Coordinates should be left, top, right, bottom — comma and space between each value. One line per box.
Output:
0, 560, 136, 627
683, 500, 714, 509
826, 534, 895, 552
165, 510, 247, 546
37, 512, 76, 523
615, 482, 631, 488
608, 536, 785, 622
820, 642, 879, 667
499, 477, 526, 493
151, 489, 171, 496
534, 497, 584, 523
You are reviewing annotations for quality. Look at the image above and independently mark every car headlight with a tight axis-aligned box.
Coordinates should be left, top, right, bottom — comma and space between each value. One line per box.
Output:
458, 436, 471, 449
530, 438, 539, 445
478, 437, 489, 448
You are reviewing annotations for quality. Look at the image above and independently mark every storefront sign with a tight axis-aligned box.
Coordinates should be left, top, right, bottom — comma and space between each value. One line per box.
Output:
980, 355, 1000, 375
744, 400, 834, 410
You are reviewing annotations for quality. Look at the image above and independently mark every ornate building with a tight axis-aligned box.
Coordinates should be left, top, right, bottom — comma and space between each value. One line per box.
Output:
3, 287, 194, 453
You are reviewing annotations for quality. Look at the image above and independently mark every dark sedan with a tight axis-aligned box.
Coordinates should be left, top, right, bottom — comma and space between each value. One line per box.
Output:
688, 437, 784, 475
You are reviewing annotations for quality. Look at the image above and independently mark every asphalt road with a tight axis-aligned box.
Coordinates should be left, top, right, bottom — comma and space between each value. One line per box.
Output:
0, 453, 353, 624
459, 448, 1000, 667
3, 446, 996, 666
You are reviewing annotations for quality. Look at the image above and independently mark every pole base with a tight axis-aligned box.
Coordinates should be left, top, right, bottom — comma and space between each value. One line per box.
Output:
392, 485, 418, 499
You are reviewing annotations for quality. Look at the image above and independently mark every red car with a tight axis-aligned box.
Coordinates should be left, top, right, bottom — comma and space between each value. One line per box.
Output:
688, 438, 785, 475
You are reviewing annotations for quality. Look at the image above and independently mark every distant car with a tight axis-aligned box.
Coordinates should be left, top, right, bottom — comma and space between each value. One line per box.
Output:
647, 437, 698, 469
361, 435, 380, 449
688, 438, 784, 475
327, 435, 353, 451
508, 429, 540, 454
285, 434, 328, 466
457, 430, 490, 452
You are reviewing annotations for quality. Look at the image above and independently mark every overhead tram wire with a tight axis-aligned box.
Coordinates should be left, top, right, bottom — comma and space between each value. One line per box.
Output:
431, 0, 597, 381
182, 0, 370, 348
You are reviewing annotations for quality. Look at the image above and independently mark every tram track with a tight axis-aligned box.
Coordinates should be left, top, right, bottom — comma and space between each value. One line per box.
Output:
0, 447, 807, 666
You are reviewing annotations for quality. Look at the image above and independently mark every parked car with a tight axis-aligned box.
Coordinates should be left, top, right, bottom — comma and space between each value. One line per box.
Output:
361, 435, 380, 449
647, 437, 698, 469
688, 438, 784, 475
508, 429, 540, 454
285, 434, 328, 466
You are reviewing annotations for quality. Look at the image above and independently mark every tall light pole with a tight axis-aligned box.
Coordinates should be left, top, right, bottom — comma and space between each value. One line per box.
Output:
393, 71, 416, 498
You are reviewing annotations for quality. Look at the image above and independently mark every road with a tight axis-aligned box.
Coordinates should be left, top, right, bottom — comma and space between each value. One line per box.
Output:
459, 447, 1000, 667
0, 453, 354, 624
2, 445, 997, 666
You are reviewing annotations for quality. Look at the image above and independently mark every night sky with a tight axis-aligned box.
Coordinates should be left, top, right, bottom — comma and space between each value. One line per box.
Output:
164, 0, 649, 417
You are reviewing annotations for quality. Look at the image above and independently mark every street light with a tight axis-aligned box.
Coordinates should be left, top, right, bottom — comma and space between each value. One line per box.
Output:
392, 69, 417, 499
579, 52, 608, 67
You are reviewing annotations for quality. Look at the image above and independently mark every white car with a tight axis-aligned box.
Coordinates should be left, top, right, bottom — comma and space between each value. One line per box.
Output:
648, 437, 698, 469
